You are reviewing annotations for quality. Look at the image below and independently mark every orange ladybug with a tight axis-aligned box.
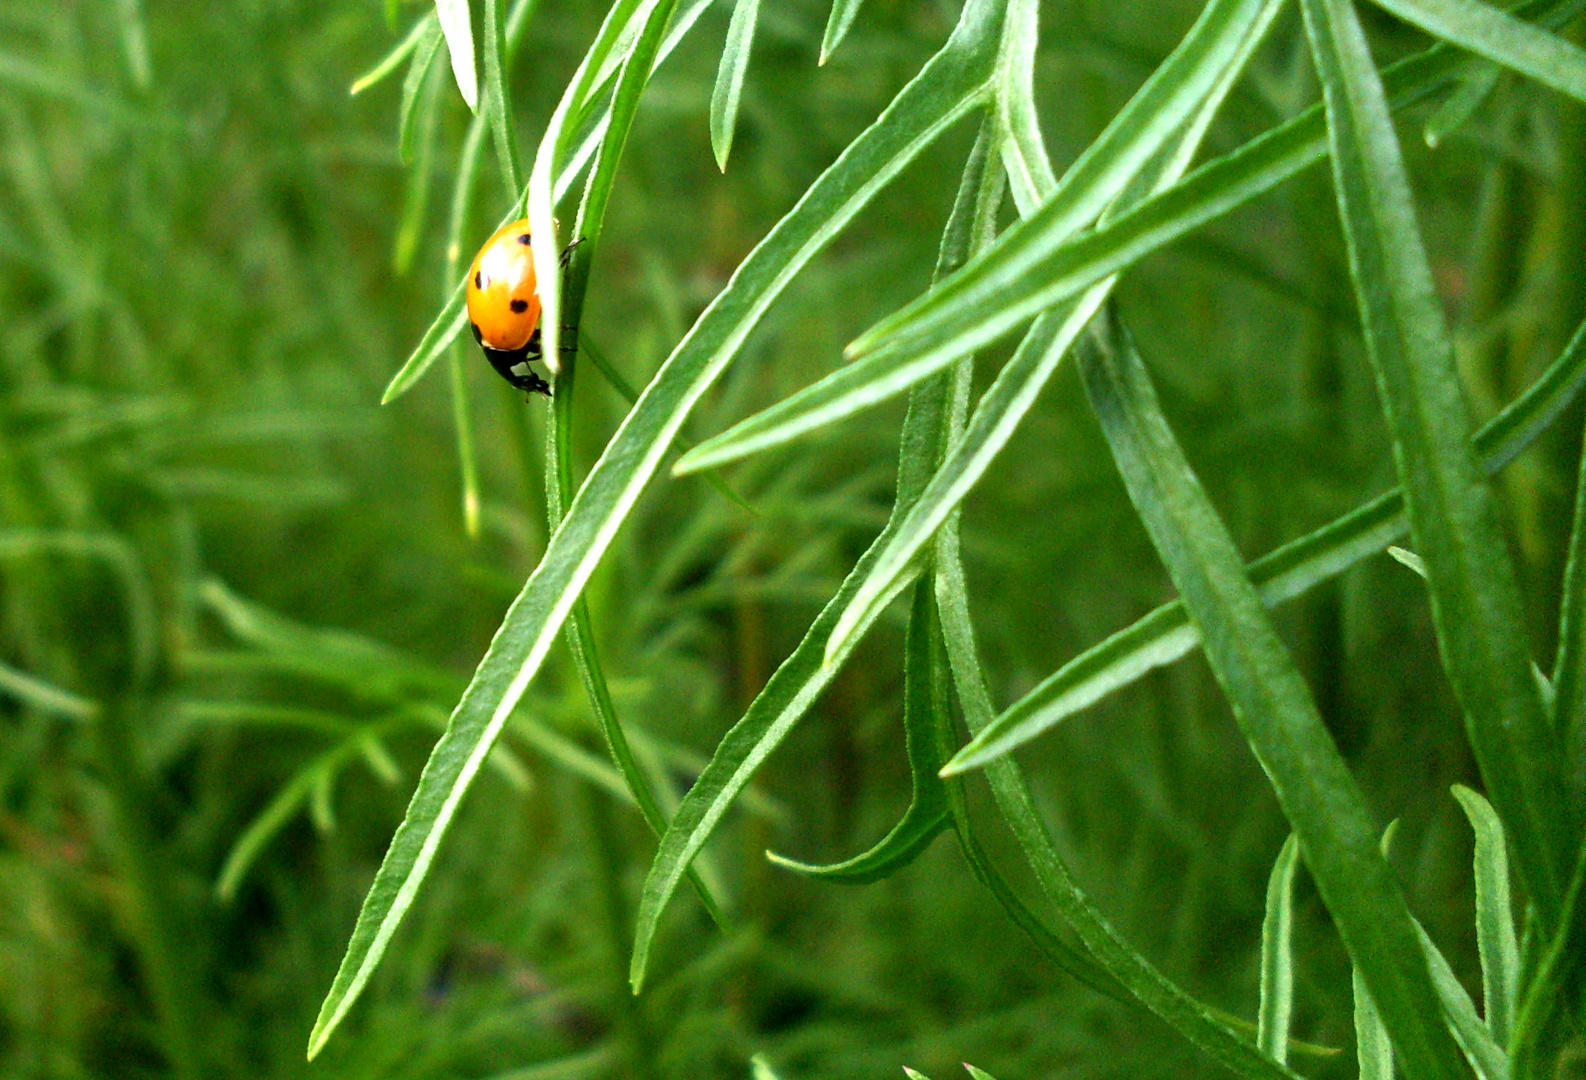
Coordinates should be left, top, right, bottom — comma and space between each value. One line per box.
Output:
466, 218, 552, 396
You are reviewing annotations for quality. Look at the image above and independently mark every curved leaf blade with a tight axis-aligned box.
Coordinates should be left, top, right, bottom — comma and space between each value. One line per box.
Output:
945, 313, 1586, 774
1074, 312, 1466, 1080
1302, 0, 1575, 933
435, 0, 479, 110
1370, 0, 1586, 106
1258, 836, 1301, 1063
710, 0, 761, 170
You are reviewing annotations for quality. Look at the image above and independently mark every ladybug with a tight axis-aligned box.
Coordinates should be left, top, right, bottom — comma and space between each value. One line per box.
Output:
465, 218, 575, 397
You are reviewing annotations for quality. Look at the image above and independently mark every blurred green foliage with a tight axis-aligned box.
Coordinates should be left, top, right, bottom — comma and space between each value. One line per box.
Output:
0, 0, 1583, 1077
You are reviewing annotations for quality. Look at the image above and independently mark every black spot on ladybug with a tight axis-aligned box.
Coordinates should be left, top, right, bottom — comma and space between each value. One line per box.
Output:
517, 233, 531, 245
474, 271, 483, 289
509, 299, 529, 313
469, 322, 483, 344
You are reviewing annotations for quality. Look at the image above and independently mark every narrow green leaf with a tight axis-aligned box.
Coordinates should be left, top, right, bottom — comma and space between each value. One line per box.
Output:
766, 580, 949, 882
710, 0, 761, 171
945, 315, 1586, 773
844, 0, 1585, 381
1302, 0, 1575, 933
933, 458, 1300, 1080
1354, 971, 1394, 1080
676, 0, 1280, 477
395, 54, 445, 273
352, 12, 437, 96
0, 659, 98, 720
622, 41, 1004, 986
750, 1054, 782, 1080
819, 0, 1283, 665
217, 738, 366, 901
484, 0, 524, 193
963, 1067, 1000, 1080
1450, 785, 1519, 1046
398, 20, 445, 165
1414, 922, 1510, 1080
112, 0, 152, 89
1507, 840, 1586, 1070
312, 0, 1003, 1050
1074, 311, 1465, 1080
1423, 62, 1500, 147
819, 0, 865, 64
1369, 0, 1586, 105
435, 0, 479, 110
1259, 835, 1301, 1064
1552, 416, 1586, 803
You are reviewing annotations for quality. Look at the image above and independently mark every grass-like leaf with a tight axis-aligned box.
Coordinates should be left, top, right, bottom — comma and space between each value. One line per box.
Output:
1354, 971, 1394, 1080
623, 55, 1006, 985
311, 0, 1004, 1049
1074, 311, 1466, 1080
946, 310, 1586, 776
1258, 835, 1300, 1064
1450, 785, 1518, 1046
1369, 0, 1586, 106
765, 580, 949, 882
709, 0, 760, 171
933, 445, 1299, 1080
1413, 922, 1509, 1080
818, 0, 1283, 664
1507, 841, 1586, 1070
351, 11, 437, 96
434, 0, 478, 111
1301, 0, 1576, 935
1422, 62, 1501, 147
818, 0, 865, 64
843, 0, 1584, 383
1552, 418, 1586, 798
483, 0, 523, 193
398, 19, 445, 165
675, 0, 1279, 476
0, 659, 98, 720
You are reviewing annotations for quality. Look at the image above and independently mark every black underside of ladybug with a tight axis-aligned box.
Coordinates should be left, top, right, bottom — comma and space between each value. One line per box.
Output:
471, 322, 552, 397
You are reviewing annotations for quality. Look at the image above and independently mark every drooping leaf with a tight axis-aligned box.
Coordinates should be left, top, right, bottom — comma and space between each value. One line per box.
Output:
351, 12, 438, 96
434, 0, 479, 110
1301, 0, 1575, 936
1369, 0, 1586, 106
1451, 785, 1519, 1046
945, 306, 1586, 777
710, 0, 761, 170
1258, 836, 1301, 1064
312, 0, 1005, 1048
1074, 311, 1465, 1080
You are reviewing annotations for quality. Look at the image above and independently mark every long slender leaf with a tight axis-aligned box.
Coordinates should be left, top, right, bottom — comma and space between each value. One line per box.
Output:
675, 0, 1280, 476
1369, 0, 1586, 106
311, 0, 1004, 1050
1450, 785, 1519, 1046
398, 20, 445, 165
1354, 971, 1394, 1080
435, 0, 479, 110
819, 0, 1283, 664
1423, 62, 1501, 147
1507, 839, 1586, 1070
1074, 311, 1466, 1080
1258, 835, 1300, 1064
484, 0, 524, 193
0, 659, 98, 720
621, 55, 1005, 986
766, 580, 949, 882
351, 12, 438, 96
710, 0, 761, 171
951, 311, 1586, 778
1414, 922, 1510, 1080
933, 443, 1300, 1080
1301, 0, 1575, 934
819, 0, 865, 64
843, 0, 1586, 383
1553, 413, 1586, 803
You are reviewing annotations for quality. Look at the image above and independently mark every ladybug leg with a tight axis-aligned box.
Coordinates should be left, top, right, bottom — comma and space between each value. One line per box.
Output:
558, 237, 586, 268
482, 343, 553, 398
